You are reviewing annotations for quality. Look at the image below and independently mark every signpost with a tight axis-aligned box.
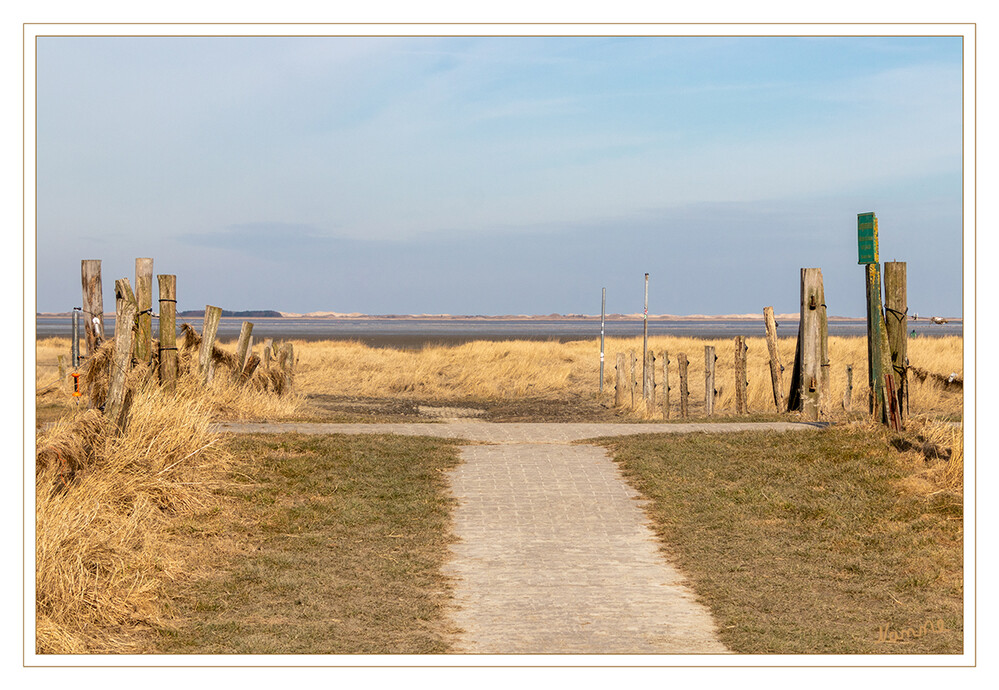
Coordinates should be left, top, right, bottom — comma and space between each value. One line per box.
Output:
858, 212, 899, 430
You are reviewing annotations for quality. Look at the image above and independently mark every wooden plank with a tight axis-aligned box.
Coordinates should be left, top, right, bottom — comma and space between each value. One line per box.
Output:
198, 305, 223, 384
232, 321, 254, 382
734, 336, 749, 415
644, 349, 656, 413
704, 346, 716, 416
615, 353, 627, 407
106, 278, 137, 430
661, 350, 670, 420
677, 353, 689, 419
763, 306, 784, 410
157, 275, 178, 391
81, 260, 104, 357
134, 258, 153, 362
884, 262, 908, 422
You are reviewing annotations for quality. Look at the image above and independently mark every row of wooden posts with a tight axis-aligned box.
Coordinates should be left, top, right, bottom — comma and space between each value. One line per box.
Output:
612, 265, 909, 424
78, 258, 295, 429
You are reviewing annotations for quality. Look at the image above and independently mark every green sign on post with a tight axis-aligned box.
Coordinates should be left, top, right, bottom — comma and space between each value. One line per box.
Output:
858, 212, 879, 265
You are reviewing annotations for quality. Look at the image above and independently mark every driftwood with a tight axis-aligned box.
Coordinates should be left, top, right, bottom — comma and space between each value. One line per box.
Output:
910, 367, 963, 391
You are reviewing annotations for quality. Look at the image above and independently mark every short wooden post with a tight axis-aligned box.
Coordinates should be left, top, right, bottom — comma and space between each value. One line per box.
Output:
198, 305, 223, 384
884, 262, 908, 422
263, 338, 274, 369
615, 353, 627, 407
134, 258, 153, 363
233, 321, 254, 382
157, 275, 178, 392
630, 350, 638, 409
644, 350, 656, 413
704, 345, 716, 416
661, 350, 671, 420
843, 364, 853, 411
106, 278, 137, 430
763, 306, 784, 410
677, 353, 689, 419
734, 336, 749, 415
81, 259, 104, 358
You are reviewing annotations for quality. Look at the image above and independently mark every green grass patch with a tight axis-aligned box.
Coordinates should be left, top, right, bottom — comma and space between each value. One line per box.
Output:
597, 427, 963, 654
151, 433, 464, 654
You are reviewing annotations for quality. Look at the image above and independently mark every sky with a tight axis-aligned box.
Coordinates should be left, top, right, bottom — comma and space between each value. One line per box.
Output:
33, 35, 965, 317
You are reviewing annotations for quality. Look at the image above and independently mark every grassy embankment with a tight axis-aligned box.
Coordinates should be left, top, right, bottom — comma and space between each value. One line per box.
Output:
598, 422, 964, 654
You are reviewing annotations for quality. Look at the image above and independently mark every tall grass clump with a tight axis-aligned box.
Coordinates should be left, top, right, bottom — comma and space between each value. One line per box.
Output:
34, 331, 303, 653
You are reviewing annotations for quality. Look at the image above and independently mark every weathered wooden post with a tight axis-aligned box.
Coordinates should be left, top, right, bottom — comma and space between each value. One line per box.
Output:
599, 287, 606, 396
134, 258, 154, 363
704, 345, 717, 416
71, 308, 81, 368
787, 268, 828, 421
285, 343, 295, 394
263, 338, 274, 369
661, 350, 671, 420
734, 336, 749, 415
615, 353, 627, 407
157, 274, 178, 392
106, 278, 137, 430
677, 353, 689, 419
884, 261, 908, 422
763, 306, 784, 411
642, 272, 649, 398
198, 305, 223, 384
233, 321, 254, 382
644, 349, 656, 413
630, 350, 638, 409
81, 260, 104, 357
843, 364, 853, 411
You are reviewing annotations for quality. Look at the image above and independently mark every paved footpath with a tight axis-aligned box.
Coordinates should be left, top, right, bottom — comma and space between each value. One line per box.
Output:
217, 420, 822, 654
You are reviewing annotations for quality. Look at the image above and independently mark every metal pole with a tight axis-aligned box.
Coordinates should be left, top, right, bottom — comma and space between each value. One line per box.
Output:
71, 307, 81, 368
599, 287, 606, 395
642, 273, 649, 397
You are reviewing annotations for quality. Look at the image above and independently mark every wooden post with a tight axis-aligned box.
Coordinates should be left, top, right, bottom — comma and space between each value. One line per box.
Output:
71, 309, 81, 368
233, 321, 254, 382
661, 350, 671, 420
763, 306, 784, 411
704, 346, 716, 416
615, 353, 627, 407
81, 259, 104, 357
285, 342, 295, 394
642, 272, 649, 398
599, 287, 606, 396
734, 336, 749, 415
263, 338, 274, 369
630, 350, 638, 409
134, 258, 153, 363
791, 268, 826, 421
884, 262, 908, 422
843, 365, 853, 411
865, 263, 885, 420
106, 278, 137, 430
644, 349, 656, 413
677, 353, 689, 419
199, 305, 223, 384
157, 275, 178, 392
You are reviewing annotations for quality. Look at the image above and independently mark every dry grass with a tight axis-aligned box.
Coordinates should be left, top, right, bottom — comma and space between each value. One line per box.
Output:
34, 334, 303, 654
288, 334, 962, 421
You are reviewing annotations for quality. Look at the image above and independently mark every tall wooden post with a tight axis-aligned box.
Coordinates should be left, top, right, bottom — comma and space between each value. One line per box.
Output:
677, 353, 689, 419
199, 305, 223, 384
884, 262, 908, 422
106, 279, 137, 430
763, 306, 784, 411
599, 287, 606, 396
734, 336, 749, 414
704, 345, 716, 416
233, 321, 254, 382
644, 349, 656, 413
134, 258, 153, 363
791, 268, 827, 421
615, 353, 627, 407
661, 350, 671, 420
81, 260, 104, 358
157, 275, 178, 392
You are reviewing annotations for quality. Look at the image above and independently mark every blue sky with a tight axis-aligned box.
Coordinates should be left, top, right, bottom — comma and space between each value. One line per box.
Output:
34, 35, 964, 317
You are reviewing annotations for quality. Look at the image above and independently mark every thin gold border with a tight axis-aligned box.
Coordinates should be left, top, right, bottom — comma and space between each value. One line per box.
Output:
24, 23, 976, 671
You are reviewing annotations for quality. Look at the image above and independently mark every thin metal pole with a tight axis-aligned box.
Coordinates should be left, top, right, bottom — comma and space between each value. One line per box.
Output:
643, 273, 649, 397
599, 288, 606, 395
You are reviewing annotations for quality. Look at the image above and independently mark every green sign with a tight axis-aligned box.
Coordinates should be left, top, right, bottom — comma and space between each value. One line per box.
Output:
858, 212, 879, 264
